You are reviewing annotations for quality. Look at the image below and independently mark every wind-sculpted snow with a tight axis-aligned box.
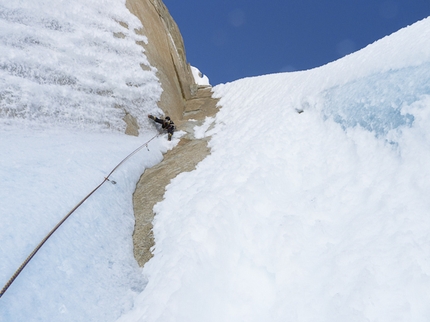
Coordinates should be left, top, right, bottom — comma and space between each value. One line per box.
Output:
119, 17, 430, 322
0, 0, 161, 131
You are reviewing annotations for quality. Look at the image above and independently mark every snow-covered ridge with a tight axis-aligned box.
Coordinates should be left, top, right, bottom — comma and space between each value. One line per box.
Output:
213, 17, 430, 139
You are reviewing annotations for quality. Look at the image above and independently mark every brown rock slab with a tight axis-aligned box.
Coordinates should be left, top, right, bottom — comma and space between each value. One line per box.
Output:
132, 136, 210, 266
126, 0, 195, 121
132, 90, 220, 267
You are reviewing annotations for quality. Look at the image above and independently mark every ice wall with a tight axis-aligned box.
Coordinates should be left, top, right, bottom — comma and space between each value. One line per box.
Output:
322, 63, 430, 136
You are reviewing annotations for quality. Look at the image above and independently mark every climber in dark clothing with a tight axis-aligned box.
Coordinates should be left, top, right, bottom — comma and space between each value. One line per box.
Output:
148, 114, 175, 141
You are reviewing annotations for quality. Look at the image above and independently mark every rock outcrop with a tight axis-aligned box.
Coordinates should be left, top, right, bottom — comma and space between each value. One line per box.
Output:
124, 0, 221, 266
126, 0, 195, 121
132, 95, 219, 266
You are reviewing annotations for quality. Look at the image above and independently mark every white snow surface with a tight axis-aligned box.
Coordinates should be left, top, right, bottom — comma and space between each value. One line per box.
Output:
1, 1, 430, 321
119, 16, 430, 322
0, 0, 162, 131
0, 0, 170, 321
191, 65, 210, 86
0, 129, 177, 322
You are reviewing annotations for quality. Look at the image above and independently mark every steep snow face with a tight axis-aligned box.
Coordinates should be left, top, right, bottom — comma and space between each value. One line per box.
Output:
0, 0, 168, 321
0, 0, 162, 131
118, 18, 430, 322
0, 129, 173, 322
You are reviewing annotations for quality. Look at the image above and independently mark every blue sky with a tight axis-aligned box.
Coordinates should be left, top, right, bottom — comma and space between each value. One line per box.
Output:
162, 0, 430, 85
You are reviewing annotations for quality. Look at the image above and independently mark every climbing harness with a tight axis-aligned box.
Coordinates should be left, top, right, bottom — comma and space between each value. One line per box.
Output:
0, 133, 159, 299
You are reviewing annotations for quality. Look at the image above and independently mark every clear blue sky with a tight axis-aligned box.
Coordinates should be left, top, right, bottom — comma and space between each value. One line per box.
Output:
162, 0, 430, 85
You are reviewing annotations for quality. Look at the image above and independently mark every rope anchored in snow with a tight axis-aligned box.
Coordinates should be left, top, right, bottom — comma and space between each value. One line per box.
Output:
0, 133, 160, 299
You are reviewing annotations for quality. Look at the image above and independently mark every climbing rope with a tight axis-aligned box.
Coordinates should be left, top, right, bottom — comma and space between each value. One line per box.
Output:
0, 133, 160, 299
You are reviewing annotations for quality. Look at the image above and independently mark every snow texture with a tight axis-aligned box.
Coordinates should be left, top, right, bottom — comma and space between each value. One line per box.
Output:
191, 66, 210, 86
0, 0, 162, 132
119, 16, 430, 322
0, 0, 170, 321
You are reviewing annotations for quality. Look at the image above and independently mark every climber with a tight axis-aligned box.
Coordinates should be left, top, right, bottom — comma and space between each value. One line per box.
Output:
148, 114, 175, 141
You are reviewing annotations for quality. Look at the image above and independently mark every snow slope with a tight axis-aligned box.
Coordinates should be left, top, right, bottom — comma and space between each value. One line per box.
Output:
0, 129, 173, 321
119, 17, 430, 322
0, 0, 170, 321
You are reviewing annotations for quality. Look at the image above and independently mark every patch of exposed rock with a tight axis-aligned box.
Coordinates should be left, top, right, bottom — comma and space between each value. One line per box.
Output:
126, 0, 195, 123
132, 87, 220, 266
124, 0, 220, 267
